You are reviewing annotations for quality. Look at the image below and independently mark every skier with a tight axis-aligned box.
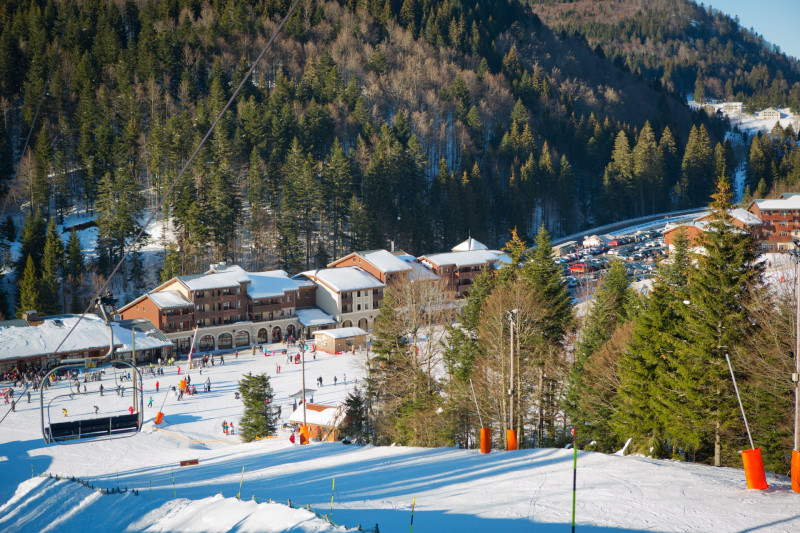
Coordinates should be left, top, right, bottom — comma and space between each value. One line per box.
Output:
343, 373, 346, 384
220, 355, 224, 365
94, 405, 99, 414
62, 408, 68, 417
99, 384, 104, 396
222, 420, 229, 435
192, 385, 197, 395
230, 422, 235, 435
148, 397, 153, 408
206, 377, 211, 392
27, 391, 31, 403
156, 381, 159, 392
334, 375, 338, 386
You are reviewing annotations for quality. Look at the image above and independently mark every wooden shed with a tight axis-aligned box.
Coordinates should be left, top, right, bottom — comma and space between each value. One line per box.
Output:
288, 403, 347, 442
313, 327, 368, 354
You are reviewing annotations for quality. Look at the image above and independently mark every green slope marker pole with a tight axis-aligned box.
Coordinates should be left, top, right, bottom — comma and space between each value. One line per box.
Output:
330, 477, 335, 516
571, 427, 577, 533
409, 496, 416, 533
237, 466, 245, 499
31, 464, 34, 479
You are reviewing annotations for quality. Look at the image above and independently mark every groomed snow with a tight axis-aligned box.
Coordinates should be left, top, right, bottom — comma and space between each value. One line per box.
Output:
2, 344, 800, 532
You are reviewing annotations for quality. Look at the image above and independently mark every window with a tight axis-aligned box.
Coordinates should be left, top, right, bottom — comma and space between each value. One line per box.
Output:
357, 304, 361, 311
357, 290, 361, 297
288, 294, 292, 302
365, 303, 369, 310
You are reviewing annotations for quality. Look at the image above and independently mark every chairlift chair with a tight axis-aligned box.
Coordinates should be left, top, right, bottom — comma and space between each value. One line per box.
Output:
40, 359, 143, 444
39, 297, 144, 445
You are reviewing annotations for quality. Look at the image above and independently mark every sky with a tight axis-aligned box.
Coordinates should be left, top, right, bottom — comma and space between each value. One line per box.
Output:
706, 1, 800, 60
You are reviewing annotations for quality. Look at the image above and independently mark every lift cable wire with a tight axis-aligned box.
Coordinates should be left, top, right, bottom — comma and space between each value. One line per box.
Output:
0, 0, 77, 223
44, 0, 304, 364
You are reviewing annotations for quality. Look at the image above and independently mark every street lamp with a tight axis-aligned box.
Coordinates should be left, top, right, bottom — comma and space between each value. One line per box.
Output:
506, 309, 518, 451
299, 329, 308, 444
788, 240, 800, 491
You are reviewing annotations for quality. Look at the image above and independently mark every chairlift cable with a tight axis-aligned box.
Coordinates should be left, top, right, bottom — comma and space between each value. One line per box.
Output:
0, 0, 77, 222
44, 0, 304, 365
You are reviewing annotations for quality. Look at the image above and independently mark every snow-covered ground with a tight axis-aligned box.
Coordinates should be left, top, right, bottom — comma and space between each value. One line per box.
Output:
2, 344, 800, 532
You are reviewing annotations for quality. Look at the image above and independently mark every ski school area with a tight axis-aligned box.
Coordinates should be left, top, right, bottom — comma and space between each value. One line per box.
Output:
2, 344, 800, 532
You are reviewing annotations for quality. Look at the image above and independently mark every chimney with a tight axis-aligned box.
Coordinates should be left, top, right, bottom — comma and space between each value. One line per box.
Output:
23, 310, 39, 323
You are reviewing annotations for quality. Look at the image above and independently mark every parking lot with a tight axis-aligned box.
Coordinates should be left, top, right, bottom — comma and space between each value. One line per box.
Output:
555, 230, 667, 299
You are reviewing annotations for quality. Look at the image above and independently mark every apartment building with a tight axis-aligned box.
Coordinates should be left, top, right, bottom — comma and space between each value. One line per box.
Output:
418, 239, 505, 297
118, 264, 329, 354
294, 267, 385, 331
327, 249, 412, 284
747, 196, 800, 251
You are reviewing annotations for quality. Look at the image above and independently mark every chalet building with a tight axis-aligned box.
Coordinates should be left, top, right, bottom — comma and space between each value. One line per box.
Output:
418, 238, 505, 297
759, 107, 782, 121
0, 312, 171, 372
747, 197, 800, 251
294, 267, 385, 331
327, 249, 412, 284
119, 264, 333, 354
665, 209, 761, 249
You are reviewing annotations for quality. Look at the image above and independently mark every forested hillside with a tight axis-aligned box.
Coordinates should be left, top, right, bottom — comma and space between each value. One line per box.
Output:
529, 0, 800, 112
0, 0, 798, 316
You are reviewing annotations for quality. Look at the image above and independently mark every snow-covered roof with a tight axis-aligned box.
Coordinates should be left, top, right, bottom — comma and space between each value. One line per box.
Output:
361, 250, 412, 273
0, 314, 171, 361
752, 196, 800, 211
420, 250, 503, 268
295, 308, 337, 327
179, 267, 250, 291
300, 267, 384, 293
408, 262, 440, 281
451, 238, 488, 252
289, 403, 343, 427
313, 327, 368, 339
148, 290, 193, 309
247, 270, 308, 299
729, 208, 762, 226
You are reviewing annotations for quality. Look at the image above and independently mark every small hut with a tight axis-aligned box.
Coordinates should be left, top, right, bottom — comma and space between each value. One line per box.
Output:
313, 327, 367, 354
288, 403, 347, 442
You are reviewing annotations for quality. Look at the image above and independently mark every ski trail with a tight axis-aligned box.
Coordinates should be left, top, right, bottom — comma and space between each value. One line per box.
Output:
41, 490, 103, 533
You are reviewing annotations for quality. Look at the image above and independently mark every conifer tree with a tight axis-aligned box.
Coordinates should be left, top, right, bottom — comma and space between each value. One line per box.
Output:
40, 219, 63, 315
237, 373, 278, 442
17, 255, 42, 318
65, 228, 84, 313
663, 175, 763, 466
160, 243, 182, 283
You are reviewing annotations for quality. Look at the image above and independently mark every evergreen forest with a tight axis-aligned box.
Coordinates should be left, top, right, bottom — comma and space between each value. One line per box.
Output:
1, 0, 800, 316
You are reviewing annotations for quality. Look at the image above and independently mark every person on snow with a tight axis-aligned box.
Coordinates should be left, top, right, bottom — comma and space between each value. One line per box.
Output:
99, 384, 104, 396
230, 422, 235, 435
220, 355, 224, 365
334, 375, 338, 385
62, 408, 68, 417
222, 420, 229, 434
94, 405, 99, 414
27, 391, 31, 403
155, 381, 159, 392
206, 377, 211, 392
148, 397, 153, 408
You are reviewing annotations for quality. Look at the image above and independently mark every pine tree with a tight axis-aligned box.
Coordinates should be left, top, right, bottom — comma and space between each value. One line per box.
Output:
65, 228, 85, 313
17, 255, 42, 318
522, 225, 573, 342
341, 387, 370, 442
238, 373, 278, 442
40, 219, 63, 315
160, 242, 182, 283
663, 175, 764, 466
